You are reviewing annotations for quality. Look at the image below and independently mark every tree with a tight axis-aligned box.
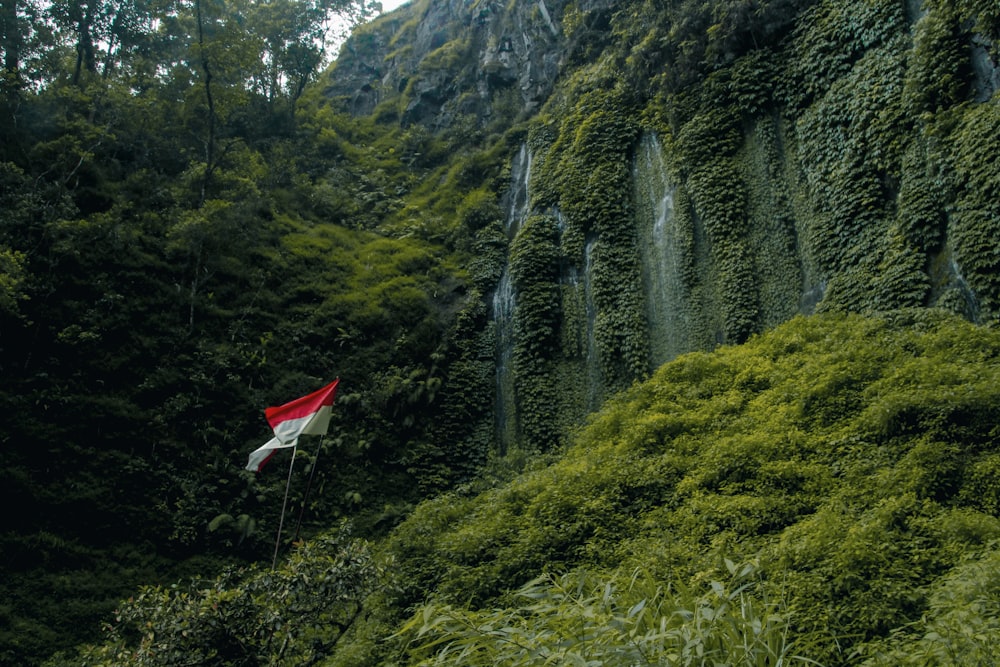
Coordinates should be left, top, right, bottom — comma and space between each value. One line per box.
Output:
0, 0, 26, 78
1, 0, 44, 157
58, 526, 392, 667
250, 0, 379, 110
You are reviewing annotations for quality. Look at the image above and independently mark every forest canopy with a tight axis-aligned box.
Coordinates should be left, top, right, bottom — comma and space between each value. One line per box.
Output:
0, 1, 484, 663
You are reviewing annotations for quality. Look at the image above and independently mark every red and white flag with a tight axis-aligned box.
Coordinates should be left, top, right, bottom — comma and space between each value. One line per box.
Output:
246, 379, 340, 472
246, 436, 297, 473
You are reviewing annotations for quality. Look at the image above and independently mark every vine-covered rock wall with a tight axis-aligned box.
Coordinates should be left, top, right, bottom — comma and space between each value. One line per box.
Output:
326, 0, 1000, 454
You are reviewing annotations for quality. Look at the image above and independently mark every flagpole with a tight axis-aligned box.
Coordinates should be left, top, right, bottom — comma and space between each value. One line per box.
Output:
293, 435, 325, 542
272, 445, 298, 569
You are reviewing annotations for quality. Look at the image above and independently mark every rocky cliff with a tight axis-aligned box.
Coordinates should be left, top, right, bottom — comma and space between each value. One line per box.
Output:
324, 0, 613, 126
322, 0, 1000, 453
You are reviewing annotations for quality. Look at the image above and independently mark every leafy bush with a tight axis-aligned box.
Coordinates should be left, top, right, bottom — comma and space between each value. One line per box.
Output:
858, 545, 1000, 666
399, 560, 811, 667
49, 525, 390, 667
341, 312, 1000, 666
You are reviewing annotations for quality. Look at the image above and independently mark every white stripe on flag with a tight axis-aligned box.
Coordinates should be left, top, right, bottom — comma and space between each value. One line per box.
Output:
246, 436, 298, 472
271, 405, 333, 443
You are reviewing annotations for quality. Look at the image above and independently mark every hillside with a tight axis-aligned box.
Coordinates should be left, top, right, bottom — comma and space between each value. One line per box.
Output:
1, 0, 999, 663
57, 311, 1000, 665
377, 311, 1000, 666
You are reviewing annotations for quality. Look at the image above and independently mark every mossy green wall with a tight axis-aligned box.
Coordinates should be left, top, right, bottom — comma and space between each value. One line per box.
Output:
485, 0, 1000, 453
329, 0, 1000, 456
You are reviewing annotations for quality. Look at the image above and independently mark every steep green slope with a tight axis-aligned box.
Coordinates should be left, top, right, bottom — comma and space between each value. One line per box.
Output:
0, 6, 495, 659
371, 311, 1000, 665
62, 311, 1000, 665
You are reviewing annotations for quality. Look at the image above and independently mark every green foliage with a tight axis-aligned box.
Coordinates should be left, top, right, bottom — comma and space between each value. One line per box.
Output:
331, 312, 1000, 666
780, 0, 905, 111
0, 245, 27, 316
905, 0, 971, 114
534, 86, 648, 388
606, 0, 1000, 335
675, 108, 759, 343
611, 0, 809, 94
0, 6, 490, 658
790, 39, 907, 283
510, 214, 563, 450
942, 100, 1000, 321
858, 545, 1000, 666
50, 525, 390, 667
9, 0, 1000, 664
400, 560, 809, 666
956, 0, 1000, 40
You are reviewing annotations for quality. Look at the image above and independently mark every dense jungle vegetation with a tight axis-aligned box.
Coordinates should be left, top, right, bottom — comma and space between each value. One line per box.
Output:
2, 0, 999, 664
43, 312, 1000, 666
0, 0, 477, 661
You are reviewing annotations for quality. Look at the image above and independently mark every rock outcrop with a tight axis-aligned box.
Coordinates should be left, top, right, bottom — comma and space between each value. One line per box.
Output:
324, 0, 614, 127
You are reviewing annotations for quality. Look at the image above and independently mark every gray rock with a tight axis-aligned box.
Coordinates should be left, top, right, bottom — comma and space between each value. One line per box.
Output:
323, 0, 615, 129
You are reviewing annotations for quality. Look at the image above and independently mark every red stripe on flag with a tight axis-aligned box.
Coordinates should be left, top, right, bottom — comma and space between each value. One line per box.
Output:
265, 379, 339, 428
257, 449, 277, 471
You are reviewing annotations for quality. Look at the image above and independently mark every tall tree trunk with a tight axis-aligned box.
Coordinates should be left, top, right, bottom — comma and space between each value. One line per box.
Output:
72, 0, 98, 86
102, 11, 119, 79
194, 0, 215, 204
1, 0, 22, 76
0, 0, 24, 160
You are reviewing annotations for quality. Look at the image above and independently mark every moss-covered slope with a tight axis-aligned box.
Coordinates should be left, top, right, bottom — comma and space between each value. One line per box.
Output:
362, 311, 1000, 665
53, 312, 1000, 666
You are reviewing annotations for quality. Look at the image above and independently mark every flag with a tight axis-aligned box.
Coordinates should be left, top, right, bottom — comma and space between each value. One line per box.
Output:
246, 436, 298, 472
245, 379, 340, 472
265, 379, 340, 443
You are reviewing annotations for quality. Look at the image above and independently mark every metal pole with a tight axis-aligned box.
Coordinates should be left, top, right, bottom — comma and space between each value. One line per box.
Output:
293, 435, 325, 542
272, 445, 297, 568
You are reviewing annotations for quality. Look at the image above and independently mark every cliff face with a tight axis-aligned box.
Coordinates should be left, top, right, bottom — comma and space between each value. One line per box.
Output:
325, 0, 614, 127
323, 0, 1000, 452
